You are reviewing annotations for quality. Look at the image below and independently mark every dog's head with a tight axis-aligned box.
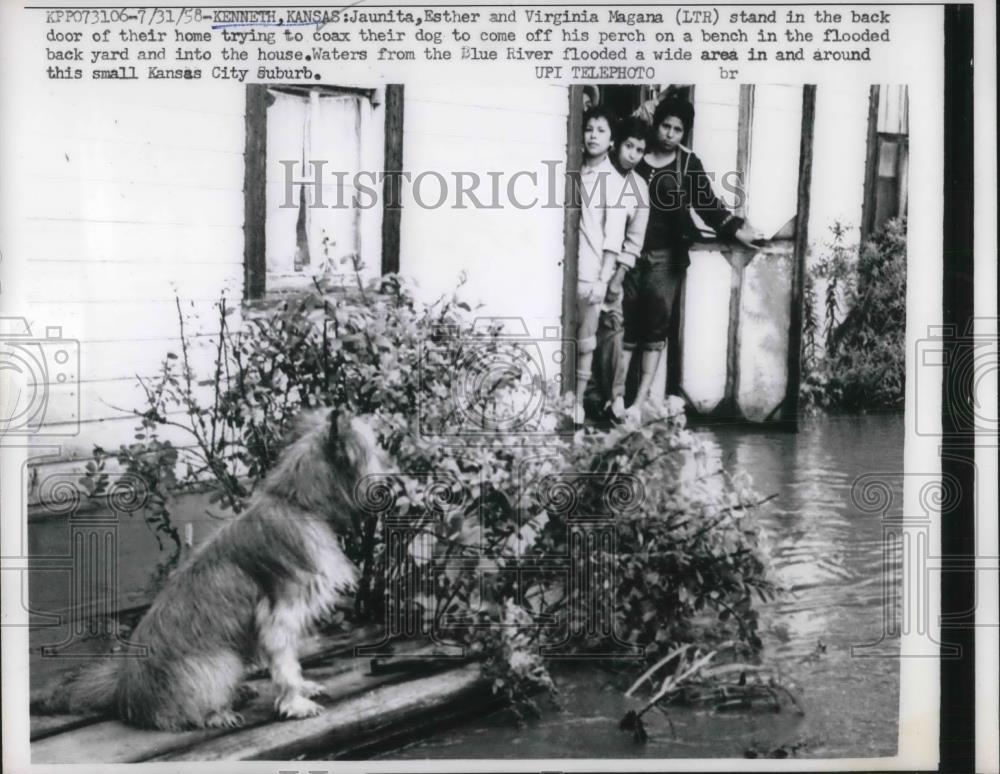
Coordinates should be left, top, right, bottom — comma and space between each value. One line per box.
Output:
263, 408, 393, 528
325, 409, 392, 482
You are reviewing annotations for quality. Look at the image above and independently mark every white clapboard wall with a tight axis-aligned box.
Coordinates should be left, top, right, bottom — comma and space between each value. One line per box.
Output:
22, 84, 245, 493
21, 82, 570, 493
21, 79, 885, 483
398, 83, 568, 327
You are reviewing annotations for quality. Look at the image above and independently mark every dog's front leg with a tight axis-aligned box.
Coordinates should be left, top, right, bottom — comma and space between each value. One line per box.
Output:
256, 599, 325, 719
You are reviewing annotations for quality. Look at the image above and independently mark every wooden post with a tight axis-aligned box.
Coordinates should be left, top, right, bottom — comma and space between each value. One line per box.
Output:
243, 85, 268, 300
715, 85, 756, 418
734, 85, 754, 219
381, 85, 405, 276
718, 253, 748, 418
860, 85, 881, 241
561, 86, 584, 392
781, 85, 817, 430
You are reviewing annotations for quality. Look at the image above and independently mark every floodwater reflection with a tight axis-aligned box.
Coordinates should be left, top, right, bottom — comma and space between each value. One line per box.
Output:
376, 413, 903, 760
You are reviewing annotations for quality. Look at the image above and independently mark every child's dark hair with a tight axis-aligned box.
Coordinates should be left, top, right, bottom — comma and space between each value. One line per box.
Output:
583, 106, 616, 132
614, 116, 650, 147
652, 96, 695, 134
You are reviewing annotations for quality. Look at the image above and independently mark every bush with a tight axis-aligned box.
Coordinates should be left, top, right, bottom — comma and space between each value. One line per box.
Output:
801, 218, 907, 411
82, 268, 775, 712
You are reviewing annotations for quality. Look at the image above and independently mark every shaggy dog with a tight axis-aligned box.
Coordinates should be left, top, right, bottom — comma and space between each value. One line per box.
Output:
33, 408, 389, 730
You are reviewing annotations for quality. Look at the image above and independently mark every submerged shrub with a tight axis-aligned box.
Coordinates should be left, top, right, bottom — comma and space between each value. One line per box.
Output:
84, 269, 775, 705
802, 218, 906, 411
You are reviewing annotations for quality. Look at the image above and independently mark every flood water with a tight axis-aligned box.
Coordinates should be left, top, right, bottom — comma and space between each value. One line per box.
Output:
377, 413, 903, 760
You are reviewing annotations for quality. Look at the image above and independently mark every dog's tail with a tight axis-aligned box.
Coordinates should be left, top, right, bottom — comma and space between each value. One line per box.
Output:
31, 659, 121, 717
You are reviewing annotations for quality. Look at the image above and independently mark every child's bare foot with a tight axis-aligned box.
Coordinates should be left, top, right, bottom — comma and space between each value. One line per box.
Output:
623, 403, 643, 426
642, 399, 668, 421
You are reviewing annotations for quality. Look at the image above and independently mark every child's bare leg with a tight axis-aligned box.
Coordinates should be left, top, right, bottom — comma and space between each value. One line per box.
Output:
647, 350, 669, 411
573, 296, 601, 423
629, 348, 665, 418
610, 348, 634, 418
574, 361, 593, 407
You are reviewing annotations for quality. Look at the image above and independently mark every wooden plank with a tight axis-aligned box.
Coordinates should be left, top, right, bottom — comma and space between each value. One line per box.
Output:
59, 335, 224, 384
406, 83, 567, 117
31, 628, 381, 741
36, 138, 244, 190
27, 298, 241, 341
25, 415, 202, 466
24, 181, 243, 227
155, 664, 485, 761
686, 83, 697, 146
561, 85, 583, 390
394, 141, 564, 171
34, 653, 470, 762
29, 100, 242, 154
859, 85, 881, 241
27, 261, 242, 304
780, 85, 816, 430
403, 100, 567, 146
31, 378, 146, 427
329, 684, 505, 760
26, 87, 245, 121
243, 85, 268, 300
22, 220, 243, 264
33, 377, 224, 430
380, 84, 404, 275
30, 714, 95, 741
30, 626, 386, 743
719, 252, 749, 418
709, 84, 755, 416
33, 661, 343, 763
734, 85, 754, 219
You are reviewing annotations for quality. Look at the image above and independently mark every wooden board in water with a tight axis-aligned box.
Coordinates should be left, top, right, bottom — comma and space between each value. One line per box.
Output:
31, 628, 486, 763
30, 624, 382, 741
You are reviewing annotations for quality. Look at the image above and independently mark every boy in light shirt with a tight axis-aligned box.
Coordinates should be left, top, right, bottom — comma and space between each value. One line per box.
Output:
594, 116, 651, 422
572, 106, 628, 425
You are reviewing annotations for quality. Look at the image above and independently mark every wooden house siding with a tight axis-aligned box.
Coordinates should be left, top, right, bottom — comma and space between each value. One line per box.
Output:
397, 84, 569, 329
23, 86, 246, 482
22, 82, 878, 483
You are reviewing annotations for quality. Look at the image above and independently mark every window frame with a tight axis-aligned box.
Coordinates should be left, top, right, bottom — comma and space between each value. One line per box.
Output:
242, 83, 404, 301
861, 85, 909, 240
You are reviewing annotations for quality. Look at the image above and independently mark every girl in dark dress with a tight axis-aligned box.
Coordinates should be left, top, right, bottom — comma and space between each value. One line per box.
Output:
615, 96, 762, 421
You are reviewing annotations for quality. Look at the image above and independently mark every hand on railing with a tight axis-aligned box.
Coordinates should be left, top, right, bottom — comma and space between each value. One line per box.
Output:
734, 222, 766, 249
691, 220, 767, 250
